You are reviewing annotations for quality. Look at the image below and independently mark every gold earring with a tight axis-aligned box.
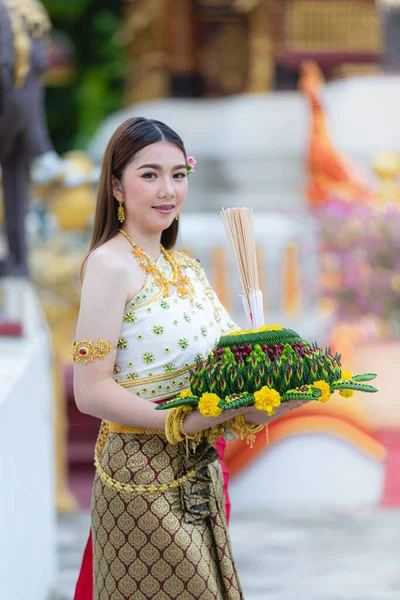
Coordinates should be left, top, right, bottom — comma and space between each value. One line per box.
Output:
117, 200, 125, 223
175, 212, 180, 221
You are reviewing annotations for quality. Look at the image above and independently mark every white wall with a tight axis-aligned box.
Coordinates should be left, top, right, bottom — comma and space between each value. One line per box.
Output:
229, 434, 385, 513
0, 279, 56, 600
88, 76, 400, 213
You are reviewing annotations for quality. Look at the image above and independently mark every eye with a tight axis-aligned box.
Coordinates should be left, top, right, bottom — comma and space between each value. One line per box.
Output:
142, 172, 157, 179
174, 172, 187, 179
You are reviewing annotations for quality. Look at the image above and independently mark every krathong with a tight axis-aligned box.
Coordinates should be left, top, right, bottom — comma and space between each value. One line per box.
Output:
156, 324, 377, 415
156, 208, 377, 416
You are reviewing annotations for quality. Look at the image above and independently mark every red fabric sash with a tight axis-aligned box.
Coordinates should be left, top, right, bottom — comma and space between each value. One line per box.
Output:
74, 436, 230, 600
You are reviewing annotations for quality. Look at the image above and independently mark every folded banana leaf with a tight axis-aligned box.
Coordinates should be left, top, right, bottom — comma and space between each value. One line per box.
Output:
156, 326, 377, 413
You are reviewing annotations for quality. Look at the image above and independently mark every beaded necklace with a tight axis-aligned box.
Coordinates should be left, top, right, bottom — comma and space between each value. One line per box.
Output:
119, 229, 195, 300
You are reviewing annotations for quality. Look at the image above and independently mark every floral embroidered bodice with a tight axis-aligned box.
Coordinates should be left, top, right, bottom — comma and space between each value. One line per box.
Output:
114, 252, 237, 401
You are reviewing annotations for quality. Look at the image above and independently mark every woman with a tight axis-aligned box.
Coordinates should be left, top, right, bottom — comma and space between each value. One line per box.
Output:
72, 117, 303, 599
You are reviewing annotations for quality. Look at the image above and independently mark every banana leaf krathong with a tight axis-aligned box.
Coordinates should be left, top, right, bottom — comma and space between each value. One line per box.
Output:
155, 326, 377, 415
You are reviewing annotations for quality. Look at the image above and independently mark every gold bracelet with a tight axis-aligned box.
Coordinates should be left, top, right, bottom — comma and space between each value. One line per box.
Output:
179, 408, 204, 454
165, 409, 177, 445
179, 410, 197, 440
165, 406, 192, 445
172, 407, 185, 443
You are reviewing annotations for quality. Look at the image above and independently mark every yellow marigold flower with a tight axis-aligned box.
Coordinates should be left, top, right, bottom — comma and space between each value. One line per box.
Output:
179, 389, 193, 398
339, 389, 355, 398
313, 380, 331, 403
198, 392, 222, 417
341, 370, 353, 381
254, 386, 281, 415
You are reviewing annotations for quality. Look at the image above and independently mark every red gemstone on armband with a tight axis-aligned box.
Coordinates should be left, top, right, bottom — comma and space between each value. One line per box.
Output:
79, 348, 88, 356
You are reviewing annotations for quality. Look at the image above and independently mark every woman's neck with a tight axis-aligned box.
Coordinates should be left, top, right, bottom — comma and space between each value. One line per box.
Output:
119, 223, 162, 262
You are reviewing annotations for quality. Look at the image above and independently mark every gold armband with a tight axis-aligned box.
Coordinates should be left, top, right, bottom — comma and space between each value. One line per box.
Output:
71, 338, 117, 365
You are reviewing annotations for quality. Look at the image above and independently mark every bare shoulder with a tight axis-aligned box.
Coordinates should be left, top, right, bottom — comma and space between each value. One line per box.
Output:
82, 239, 130, 300
86, 240, 127, 276
83, 237, 145, 303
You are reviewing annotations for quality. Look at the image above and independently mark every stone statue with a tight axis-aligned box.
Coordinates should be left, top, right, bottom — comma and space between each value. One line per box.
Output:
0, 0, 54, 276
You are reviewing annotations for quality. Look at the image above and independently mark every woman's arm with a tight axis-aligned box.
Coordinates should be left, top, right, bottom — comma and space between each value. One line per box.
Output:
74, 248, 247, 433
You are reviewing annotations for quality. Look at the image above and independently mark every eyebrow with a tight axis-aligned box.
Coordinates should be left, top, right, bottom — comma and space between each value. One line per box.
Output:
136, 163, 187, 171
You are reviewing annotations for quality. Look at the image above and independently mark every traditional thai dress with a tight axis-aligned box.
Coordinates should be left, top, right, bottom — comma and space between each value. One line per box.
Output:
85, 252, 244, 600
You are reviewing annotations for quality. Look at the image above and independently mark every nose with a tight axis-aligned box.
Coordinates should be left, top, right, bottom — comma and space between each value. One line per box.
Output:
158, 176, 175, 199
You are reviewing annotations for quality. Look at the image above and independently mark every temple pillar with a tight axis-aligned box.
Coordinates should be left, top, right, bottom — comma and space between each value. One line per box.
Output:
122, 0, 169, 105
165, 0, 200, 97
245, 0, 275, 92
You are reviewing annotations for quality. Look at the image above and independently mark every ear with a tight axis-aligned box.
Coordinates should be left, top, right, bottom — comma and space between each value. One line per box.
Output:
112, 176, 123, 200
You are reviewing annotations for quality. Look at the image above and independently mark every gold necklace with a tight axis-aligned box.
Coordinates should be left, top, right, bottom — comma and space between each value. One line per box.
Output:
119, 229, 194, 300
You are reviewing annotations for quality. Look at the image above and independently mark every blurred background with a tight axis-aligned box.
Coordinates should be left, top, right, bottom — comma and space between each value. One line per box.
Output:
1, 0, 400, 598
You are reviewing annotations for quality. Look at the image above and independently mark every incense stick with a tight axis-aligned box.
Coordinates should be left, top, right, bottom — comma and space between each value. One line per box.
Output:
221, 207, 264, 328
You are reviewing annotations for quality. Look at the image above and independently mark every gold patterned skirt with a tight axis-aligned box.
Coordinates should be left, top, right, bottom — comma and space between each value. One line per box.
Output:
91, 425, 244, 599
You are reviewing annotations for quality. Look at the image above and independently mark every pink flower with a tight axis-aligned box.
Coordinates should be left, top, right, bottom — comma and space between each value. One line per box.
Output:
186, 156, 197, 174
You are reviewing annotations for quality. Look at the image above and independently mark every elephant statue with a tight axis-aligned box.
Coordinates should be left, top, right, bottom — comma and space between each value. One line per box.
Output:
0, 0, 54, 276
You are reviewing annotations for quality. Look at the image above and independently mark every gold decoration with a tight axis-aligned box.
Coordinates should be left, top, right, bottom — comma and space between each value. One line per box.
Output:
121, 0, 168, 104
179, 410, 197, 440
35, 151, 97, 230
108, 421, 164, 435
179, 409, 203, 454
4, 0, 51, 87
165, 407, 178, 445
204, 424, 225, 446
231, 415, 265, 448
202, 23, 248, 95
94, 421, 196, 494
117, 200, 125, 223
165, 405, 193, 444
119, 229, 195, 300
246, 1, 275, 93
71, 338, 117, 365
286, 1, 382, 54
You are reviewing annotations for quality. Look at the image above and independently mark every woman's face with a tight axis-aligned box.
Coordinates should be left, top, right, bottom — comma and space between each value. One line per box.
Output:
116, 141, 188, 235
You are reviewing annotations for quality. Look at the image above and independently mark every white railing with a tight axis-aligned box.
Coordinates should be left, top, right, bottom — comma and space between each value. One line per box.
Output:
178, 212, 329, 340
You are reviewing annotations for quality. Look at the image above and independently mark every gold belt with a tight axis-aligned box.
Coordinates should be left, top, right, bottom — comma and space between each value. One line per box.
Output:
108, 421, 166, 436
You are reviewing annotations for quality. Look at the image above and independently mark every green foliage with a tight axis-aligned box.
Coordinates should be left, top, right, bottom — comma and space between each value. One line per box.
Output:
351, 373, 377, 382
330, 381, 377, 393
42, 0, 91, 20
190, 339, 342, 398
42, 0, 127, 153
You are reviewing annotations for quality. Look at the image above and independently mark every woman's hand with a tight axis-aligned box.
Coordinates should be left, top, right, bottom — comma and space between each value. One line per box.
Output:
242, 399, 308, 425
182, 398, 309, 436
182, 403, 249, 436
